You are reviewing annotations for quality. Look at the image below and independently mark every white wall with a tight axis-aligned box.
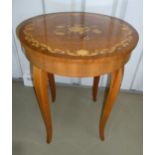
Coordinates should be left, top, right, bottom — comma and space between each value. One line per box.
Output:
12, 34, 22, 78
12, 0, 43, 85
12, 0, 143, 91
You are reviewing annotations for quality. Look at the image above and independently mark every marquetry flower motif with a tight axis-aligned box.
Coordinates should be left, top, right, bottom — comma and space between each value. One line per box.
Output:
68, 25, 89, 34
76, 49, 89, 56
54, 24, 102, 36
23, 22, 133, 57
92, 29, 102, 34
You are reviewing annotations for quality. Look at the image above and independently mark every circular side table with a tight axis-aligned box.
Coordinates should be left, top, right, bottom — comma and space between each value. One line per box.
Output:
17, 12, 139, 143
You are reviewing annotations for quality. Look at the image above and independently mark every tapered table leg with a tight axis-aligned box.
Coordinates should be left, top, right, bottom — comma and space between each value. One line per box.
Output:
32, 66, 52, 143
48, 73, 56, 102
92, 76, 100, 102
99, 68, 123, 140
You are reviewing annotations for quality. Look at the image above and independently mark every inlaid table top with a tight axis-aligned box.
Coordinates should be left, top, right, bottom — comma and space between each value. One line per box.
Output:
17, 12, 138, 59
17, 12, 139, 143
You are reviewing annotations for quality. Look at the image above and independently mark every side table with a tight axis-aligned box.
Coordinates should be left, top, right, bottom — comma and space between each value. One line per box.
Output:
17, 12, 139, 143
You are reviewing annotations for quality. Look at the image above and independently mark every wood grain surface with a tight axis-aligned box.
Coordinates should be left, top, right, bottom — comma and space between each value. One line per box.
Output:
17, 12, 139, 143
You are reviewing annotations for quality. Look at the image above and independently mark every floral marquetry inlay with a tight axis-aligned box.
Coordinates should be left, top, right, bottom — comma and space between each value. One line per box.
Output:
18, 12, 138, 58
68, 25, 90, 34
54, 24, 102, 36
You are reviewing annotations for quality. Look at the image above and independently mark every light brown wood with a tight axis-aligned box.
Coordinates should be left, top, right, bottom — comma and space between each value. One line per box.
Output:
48, 73, 56, 102
16, 12, 139, 143
17, 12, 138, 77
99, 68, 123, 140
92, 76, 100, 101
24, 45, 130, 77
32, 66, 52, 143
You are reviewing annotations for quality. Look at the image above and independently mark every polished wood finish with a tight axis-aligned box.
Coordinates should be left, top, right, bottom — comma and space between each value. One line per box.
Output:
17, 12, 139, 143
99, 68, 123, 140
32, 66, 52, 143
48, 73, 56, 102
17, 12, 138, 77
92, 76, 100, 101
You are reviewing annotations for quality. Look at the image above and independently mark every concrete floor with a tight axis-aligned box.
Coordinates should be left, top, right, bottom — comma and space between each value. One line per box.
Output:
12, 81, 143, 155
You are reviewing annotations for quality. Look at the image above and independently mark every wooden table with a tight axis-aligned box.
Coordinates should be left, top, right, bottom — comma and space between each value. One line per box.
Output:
17, 12, 139, 143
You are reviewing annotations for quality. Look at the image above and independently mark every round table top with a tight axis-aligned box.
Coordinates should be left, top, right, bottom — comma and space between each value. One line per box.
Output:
17, 12, 138, 59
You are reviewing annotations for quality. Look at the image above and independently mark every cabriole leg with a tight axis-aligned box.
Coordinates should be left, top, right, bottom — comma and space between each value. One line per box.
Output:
92, 76, 100, 102
32, 66, 52, 143
99, 68, 123, 140
48, 73, 56, 102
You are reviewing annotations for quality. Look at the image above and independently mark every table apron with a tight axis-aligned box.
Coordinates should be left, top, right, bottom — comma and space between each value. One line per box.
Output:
24, 46, 130, 77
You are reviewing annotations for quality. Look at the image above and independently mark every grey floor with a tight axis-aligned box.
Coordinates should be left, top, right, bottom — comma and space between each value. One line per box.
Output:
12, 80, 143, 155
